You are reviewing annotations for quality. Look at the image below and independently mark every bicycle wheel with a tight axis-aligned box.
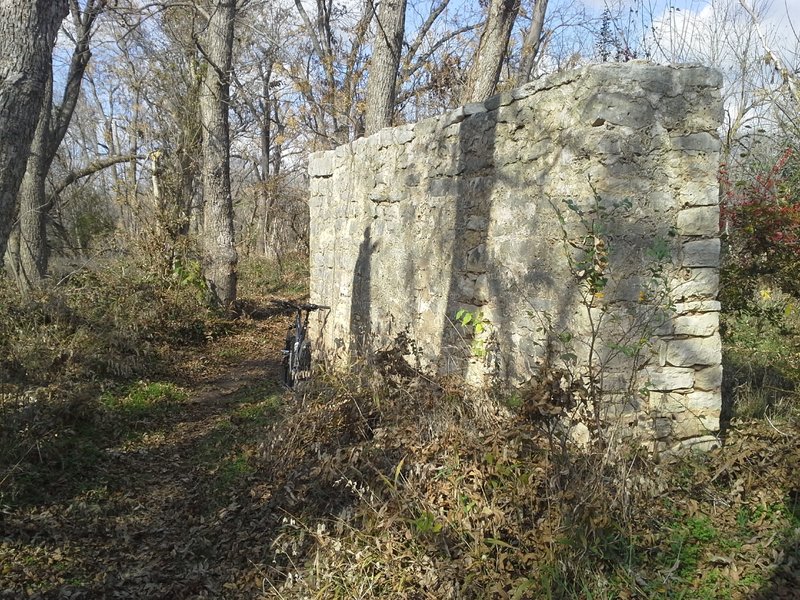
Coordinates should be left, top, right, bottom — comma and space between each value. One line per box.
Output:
282, 333, 296, 387
298, 340, 312, 380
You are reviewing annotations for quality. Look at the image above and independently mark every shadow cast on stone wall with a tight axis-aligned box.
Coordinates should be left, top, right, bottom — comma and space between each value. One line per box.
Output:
350, 225, 373, 354
311, 64, 724, 449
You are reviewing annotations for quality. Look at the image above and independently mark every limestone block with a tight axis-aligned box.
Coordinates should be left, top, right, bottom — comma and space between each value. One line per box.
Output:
674, 312, 719, 337
695, 365, 723, 390
648, 190, 677, 212
462, 150, 492, 173
675, 65, 723, 89
484, 92, 515, 111
638, 70, 680, 96
308, 153, 334, 177
652, 417, 674, 439
677, 206, 719, 236
474, 274, 491, 304
682, 239, 720, 268
674, 300, 721, 314
677, 182, 719, 208
666, 336, 722, 367
428, 178, 452, 196
496, 102, 519, 124
581, 92, 654, 128
456, 276, 476, 303
464, 102, 488, 116
394, 125, 415, 145
671, 268, 719, 301
673, 412, 719, 439
441, 106, 466, 128
670, 132, 720, 153
520, 139, 551, 163
683, 389, 720, 411
404, 171, 421, 187
466, 215, 488, 231
465, 244, 487, 273
669, 435, 721, 453
644, 366, 695, 391
654, 392, 690, 412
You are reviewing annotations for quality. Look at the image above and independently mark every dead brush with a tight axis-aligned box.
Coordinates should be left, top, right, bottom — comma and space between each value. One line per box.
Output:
524, 393, 665, 597
259, 329, 672, 598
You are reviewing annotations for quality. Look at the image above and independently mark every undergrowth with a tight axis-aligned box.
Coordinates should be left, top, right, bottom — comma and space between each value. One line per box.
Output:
2, 250, 798, 598
257, 362, 799, 599
0, 255, 269, 508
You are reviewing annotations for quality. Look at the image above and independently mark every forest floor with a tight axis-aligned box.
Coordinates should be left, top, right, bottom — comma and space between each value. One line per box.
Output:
1, 281, 799, 598
1, 307, 301, 598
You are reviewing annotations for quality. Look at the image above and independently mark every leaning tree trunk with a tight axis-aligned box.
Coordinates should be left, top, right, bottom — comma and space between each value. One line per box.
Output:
364, 0, 407, 135
461, 0, 520, 104
11, 0, 105, 290
517, 0, 548, 84
199, 0, 238, 307
0, 0, 68, 260
14, 72, 53, 289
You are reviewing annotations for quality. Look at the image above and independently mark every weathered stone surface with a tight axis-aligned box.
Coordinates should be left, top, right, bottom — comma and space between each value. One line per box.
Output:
674, 300, 721, 314
309, 63, 723, 447
677, 206, 720, 236
581, 92, 655, 128
308, 152, 334, 177
669, 434, 721, 453
655, 392, 691, 412
678, 183, 719, 207
645, 367, 695, 391
674, 312, 719, 337
673, 412, 719, 439
694, 365, 723, 390
671, 268, 719, 301
670, 132, 720, 153
684, 390, 720, 410
682, 239, 721, 267
666, 336, 722, 367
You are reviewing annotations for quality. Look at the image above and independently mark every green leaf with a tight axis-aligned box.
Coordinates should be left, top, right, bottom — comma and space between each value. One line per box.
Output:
512, 578, 536, 600
560, 352, 578, 364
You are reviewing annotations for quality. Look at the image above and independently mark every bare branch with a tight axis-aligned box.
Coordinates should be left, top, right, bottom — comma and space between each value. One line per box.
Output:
53, 155, 144, 196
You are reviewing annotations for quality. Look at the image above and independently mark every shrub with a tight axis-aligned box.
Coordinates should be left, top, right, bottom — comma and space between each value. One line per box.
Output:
720, 147, 800, 308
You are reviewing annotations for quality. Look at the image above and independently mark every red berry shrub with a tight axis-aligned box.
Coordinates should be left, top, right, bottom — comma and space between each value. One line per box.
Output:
720, 147, 800, 309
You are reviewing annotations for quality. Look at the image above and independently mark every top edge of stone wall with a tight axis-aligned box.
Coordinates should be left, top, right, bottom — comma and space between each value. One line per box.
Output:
307, 62, 723, 176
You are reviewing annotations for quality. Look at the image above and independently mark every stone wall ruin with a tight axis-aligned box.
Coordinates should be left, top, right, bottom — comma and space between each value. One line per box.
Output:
308, 63, 724, 451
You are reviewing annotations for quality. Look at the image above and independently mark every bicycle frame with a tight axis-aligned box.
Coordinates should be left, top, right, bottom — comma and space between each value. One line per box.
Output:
274, 300, 329, 388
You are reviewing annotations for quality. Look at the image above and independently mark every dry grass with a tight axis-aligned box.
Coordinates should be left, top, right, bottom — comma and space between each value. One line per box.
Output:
1, 256, 798, 599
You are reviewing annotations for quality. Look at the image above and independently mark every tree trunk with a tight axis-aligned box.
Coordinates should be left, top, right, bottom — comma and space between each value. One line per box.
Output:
199, 0, 238, 307
517, 0, 548, 84
364, 0, 407, 135
14, 72, 53, 289
461, 0, 520, 103
9, 0, 104, 290
0, 0, 68, 260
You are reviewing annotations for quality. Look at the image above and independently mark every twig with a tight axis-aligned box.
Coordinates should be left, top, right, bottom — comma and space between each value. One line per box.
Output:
765, 414, 791, 437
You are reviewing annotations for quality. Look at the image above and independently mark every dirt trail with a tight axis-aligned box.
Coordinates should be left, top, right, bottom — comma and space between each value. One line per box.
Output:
2, 316, 292, 599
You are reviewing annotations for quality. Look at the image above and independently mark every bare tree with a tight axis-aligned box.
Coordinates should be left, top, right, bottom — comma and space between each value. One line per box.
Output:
365, 0, 407, 134
461, 0, 520, 103
516, 0, 549, 83
198, 0, 238, 306
0, 0, 69, 261
8, 0, 107, 290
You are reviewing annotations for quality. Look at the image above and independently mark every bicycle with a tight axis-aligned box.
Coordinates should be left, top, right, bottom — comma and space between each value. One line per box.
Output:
272, 300, 330, 388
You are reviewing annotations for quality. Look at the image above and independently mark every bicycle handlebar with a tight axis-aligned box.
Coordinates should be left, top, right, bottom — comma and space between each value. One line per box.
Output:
272, 300, 330, 312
